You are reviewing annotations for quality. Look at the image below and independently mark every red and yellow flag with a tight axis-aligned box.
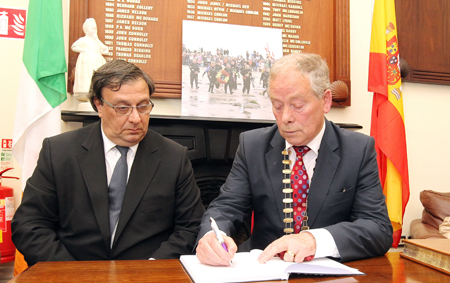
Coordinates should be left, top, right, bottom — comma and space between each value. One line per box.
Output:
368, 0, 409, 248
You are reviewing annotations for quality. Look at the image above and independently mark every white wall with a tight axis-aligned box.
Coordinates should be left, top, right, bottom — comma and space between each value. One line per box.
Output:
0, 0, 28, 209
1, 0, 449, 237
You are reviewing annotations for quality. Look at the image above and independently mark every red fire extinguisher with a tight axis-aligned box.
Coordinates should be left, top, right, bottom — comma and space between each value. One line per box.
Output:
0, 168, 19, 263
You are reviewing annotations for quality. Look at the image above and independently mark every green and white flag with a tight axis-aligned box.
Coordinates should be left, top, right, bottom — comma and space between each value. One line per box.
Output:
12, 0, 67, 190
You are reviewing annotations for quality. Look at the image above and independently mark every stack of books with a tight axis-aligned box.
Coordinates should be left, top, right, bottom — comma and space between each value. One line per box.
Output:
401, 239, 450, 275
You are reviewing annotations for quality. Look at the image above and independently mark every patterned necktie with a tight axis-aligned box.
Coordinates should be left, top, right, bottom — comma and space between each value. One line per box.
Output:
109, 146, 129, 235
291, 146, 311, 234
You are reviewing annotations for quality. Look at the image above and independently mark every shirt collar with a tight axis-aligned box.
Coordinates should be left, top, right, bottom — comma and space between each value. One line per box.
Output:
285, 120, 326, 155
101, 126, 139, 155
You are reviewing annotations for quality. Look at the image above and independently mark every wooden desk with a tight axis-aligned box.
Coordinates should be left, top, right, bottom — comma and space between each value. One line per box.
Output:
8, 252, 449, 282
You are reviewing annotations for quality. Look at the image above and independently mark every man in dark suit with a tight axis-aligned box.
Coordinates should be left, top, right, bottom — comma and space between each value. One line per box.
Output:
12, 59, 205, 266
196, 53, 392, 265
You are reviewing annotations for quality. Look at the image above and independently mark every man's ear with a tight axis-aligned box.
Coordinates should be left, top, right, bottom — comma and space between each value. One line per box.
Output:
93, 98, 103, 118
323, 89, 332, 114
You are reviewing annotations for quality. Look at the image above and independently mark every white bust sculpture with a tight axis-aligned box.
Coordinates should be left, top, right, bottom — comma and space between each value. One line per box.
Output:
71, 18, 109, 102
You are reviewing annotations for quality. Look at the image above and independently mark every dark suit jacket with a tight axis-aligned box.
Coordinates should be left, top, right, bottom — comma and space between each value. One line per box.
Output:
197, 119, 393, 262
12, 121, 205, 266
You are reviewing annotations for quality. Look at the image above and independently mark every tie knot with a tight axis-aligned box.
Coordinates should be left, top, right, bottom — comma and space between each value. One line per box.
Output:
293, 146, 310, 157
116, 146, 129, 156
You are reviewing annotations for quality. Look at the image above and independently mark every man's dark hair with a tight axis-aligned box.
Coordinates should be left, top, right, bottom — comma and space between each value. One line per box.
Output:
88, 59, 156, 112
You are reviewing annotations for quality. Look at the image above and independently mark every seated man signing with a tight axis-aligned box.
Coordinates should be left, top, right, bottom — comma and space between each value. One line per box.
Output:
12, 59, 205, 266
196, 53, 392, 265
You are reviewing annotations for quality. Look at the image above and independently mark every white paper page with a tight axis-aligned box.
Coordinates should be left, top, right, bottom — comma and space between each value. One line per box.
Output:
180, 250, 364, 283
257, 251, 364, 277
284, 258, 364, 276
180, 250, 285, 283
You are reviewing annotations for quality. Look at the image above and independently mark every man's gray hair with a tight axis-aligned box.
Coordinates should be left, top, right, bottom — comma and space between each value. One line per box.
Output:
269, 53, 330, 98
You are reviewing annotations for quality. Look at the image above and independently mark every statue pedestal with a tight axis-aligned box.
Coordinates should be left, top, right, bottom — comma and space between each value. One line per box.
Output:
73, 92, 89, 102
73, 92, 93, 111
77, 102, 94, 111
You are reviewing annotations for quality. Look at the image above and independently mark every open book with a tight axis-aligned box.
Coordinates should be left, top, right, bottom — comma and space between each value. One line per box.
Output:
180, 249, 364, 283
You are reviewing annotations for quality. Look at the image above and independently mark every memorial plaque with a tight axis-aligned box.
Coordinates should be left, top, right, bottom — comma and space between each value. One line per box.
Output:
69, 0, 350, 106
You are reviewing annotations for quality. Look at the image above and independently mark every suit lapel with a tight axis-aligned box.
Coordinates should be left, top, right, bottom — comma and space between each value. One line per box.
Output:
266, 129, 288, 228
77, 122, 111, 250
307, 120, 340, 227
113, 131, 159, 246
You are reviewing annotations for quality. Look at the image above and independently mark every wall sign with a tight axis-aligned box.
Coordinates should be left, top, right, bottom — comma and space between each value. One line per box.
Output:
0, 7, 26, 40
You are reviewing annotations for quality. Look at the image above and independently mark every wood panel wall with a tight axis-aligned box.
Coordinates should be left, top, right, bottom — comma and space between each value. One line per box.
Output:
396, 0, 450, 85
68, 0, 350, 106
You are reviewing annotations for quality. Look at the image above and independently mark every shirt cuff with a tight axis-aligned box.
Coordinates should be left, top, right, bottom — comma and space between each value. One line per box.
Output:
303, 228, 341, 259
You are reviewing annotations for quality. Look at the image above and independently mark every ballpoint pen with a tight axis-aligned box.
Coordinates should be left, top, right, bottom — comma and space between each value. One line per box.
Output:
210, 217, 233, 266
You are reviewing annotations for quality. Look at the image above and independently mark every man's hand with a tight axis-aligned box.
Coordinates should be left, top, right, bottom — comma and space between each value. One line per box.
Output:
196, 232, 237, 266
257, 232, 316, 263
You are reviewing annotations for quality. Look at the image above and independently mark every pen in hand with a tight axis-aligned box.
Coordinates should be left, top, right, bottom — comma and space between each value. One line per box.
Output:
210, 217, 233, 266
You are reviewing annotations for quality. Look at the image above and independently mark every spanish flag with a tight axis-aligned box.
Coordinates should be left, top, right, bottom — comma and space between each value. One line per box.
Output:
368, 0, 409, 248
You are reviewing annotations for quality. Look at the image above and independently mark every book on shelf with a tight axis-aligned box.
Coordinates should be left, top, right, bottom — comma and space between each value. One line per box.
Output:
400, 239, 450, 275
180, 249, 364, 283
